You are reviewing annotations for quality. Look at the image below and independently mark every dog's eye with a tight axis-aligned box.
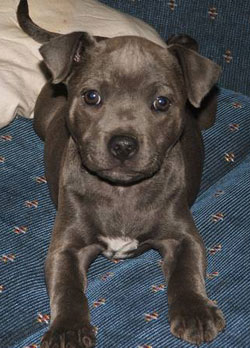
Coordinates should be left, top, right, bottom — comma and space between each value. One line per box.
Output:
152, 96, 171, 112
83, 90, 102, 106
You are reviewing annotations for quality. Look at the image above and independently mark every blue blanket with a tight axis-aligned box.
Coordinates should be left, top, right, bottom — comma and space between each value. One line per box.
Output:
0, 87, 249, 347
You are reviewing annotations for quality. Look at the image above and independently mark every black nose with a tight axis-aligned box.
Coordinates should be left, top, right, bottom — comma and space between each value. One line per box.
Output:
108, 135, 139, 161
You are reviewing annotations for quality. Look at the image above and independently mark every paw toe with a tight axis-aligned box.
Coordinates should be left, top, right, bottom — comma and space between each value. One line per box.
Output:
170, 298, 226, 344
41, 326, 96, 348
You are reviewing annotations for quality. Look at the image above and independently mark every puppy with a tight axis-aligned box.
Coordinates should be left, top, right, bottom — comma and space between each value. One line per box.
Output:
17, 0, 225, 346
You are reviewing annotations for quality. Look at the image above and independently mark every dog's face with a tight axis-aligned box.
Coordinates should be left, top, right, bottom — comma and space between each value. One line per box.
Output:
40, 33, 220, 184
67, 37, 186, 184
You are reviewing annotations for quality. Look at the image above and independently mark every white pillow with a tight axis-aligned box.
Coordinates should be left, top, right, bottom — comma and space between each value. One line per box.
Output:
0, 0, 166, 128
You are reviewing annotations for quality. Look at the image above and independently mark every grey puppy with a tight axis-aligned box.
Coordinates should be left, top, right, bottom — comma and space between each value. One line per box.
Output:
17, 0, 225, 347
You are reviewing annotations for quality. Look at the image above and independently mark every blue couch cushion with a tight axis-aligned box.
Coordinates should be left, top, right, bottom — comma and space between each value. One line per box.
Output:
0, 87, 250, 347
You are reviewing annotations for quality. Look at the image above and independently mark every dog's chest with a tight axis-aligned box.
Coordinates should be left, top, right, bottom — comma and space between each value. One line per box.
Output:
93, 190, 154, 259
87, 176, 168, 259
98, 235, 139, 259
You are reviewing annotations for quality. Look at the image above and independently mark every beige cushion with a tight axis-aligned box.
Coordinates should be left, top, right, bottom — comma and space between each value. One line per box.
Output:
0, 0, 166, 128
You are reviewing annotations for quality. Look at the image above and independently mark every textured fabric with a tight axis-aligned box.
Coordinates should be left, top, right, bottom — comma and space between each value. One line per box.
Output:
1, 87, 250, 347
0, 0, 165, 128
100, 0, 250, 97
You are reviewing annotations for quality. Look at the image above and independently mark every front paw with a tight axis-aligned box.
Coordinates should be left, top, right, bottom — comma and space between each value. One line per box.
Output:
169, 295, 225, 345
40, 325, 96, 348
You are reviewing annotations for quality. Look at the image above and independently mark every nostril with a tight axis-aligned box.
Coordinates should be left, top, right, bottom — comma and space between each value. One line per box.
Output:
108, 135, 139, 160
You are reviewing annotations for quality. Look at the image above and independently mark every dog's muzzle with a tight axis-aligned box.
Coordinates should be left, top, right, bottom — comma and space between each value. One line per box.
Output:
108, 135, 139, 161
80, 133, 160, 185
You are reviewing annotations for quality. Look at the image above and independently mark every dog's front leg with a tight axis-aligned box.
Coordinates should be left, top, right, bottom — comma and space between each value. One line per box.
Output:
41, 217, 101, 348
155, 213, 225, 345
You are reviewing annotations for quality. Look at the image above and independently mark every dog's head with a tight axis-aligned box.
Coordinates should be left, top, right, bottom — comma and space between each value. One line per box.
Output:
40, 33, 220, 185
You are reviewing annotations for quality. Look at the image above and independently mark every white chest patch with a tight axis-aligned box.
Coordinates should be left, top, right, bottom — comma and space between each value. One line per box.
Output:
99, 236, 139, 259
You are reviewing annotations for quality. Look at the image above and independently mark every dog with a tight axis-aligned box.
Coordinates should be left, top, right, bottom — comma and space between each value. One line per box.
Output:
17, 0, 225, 346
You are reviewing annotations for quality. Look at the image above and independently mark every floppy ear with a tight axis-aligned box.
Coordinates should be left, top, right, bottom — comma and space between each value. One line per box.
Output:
191, 86, 219, 130
169, 44, 221, 108
167, 34, 199, 51
39, 32, 96, 84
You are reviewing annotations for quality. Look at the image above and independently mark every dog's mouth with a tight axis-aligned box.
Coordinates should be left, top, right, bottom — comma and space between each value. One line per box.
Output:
97, 166, 147, 185
82, 159, 160, 185
79, 149, 163, 185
